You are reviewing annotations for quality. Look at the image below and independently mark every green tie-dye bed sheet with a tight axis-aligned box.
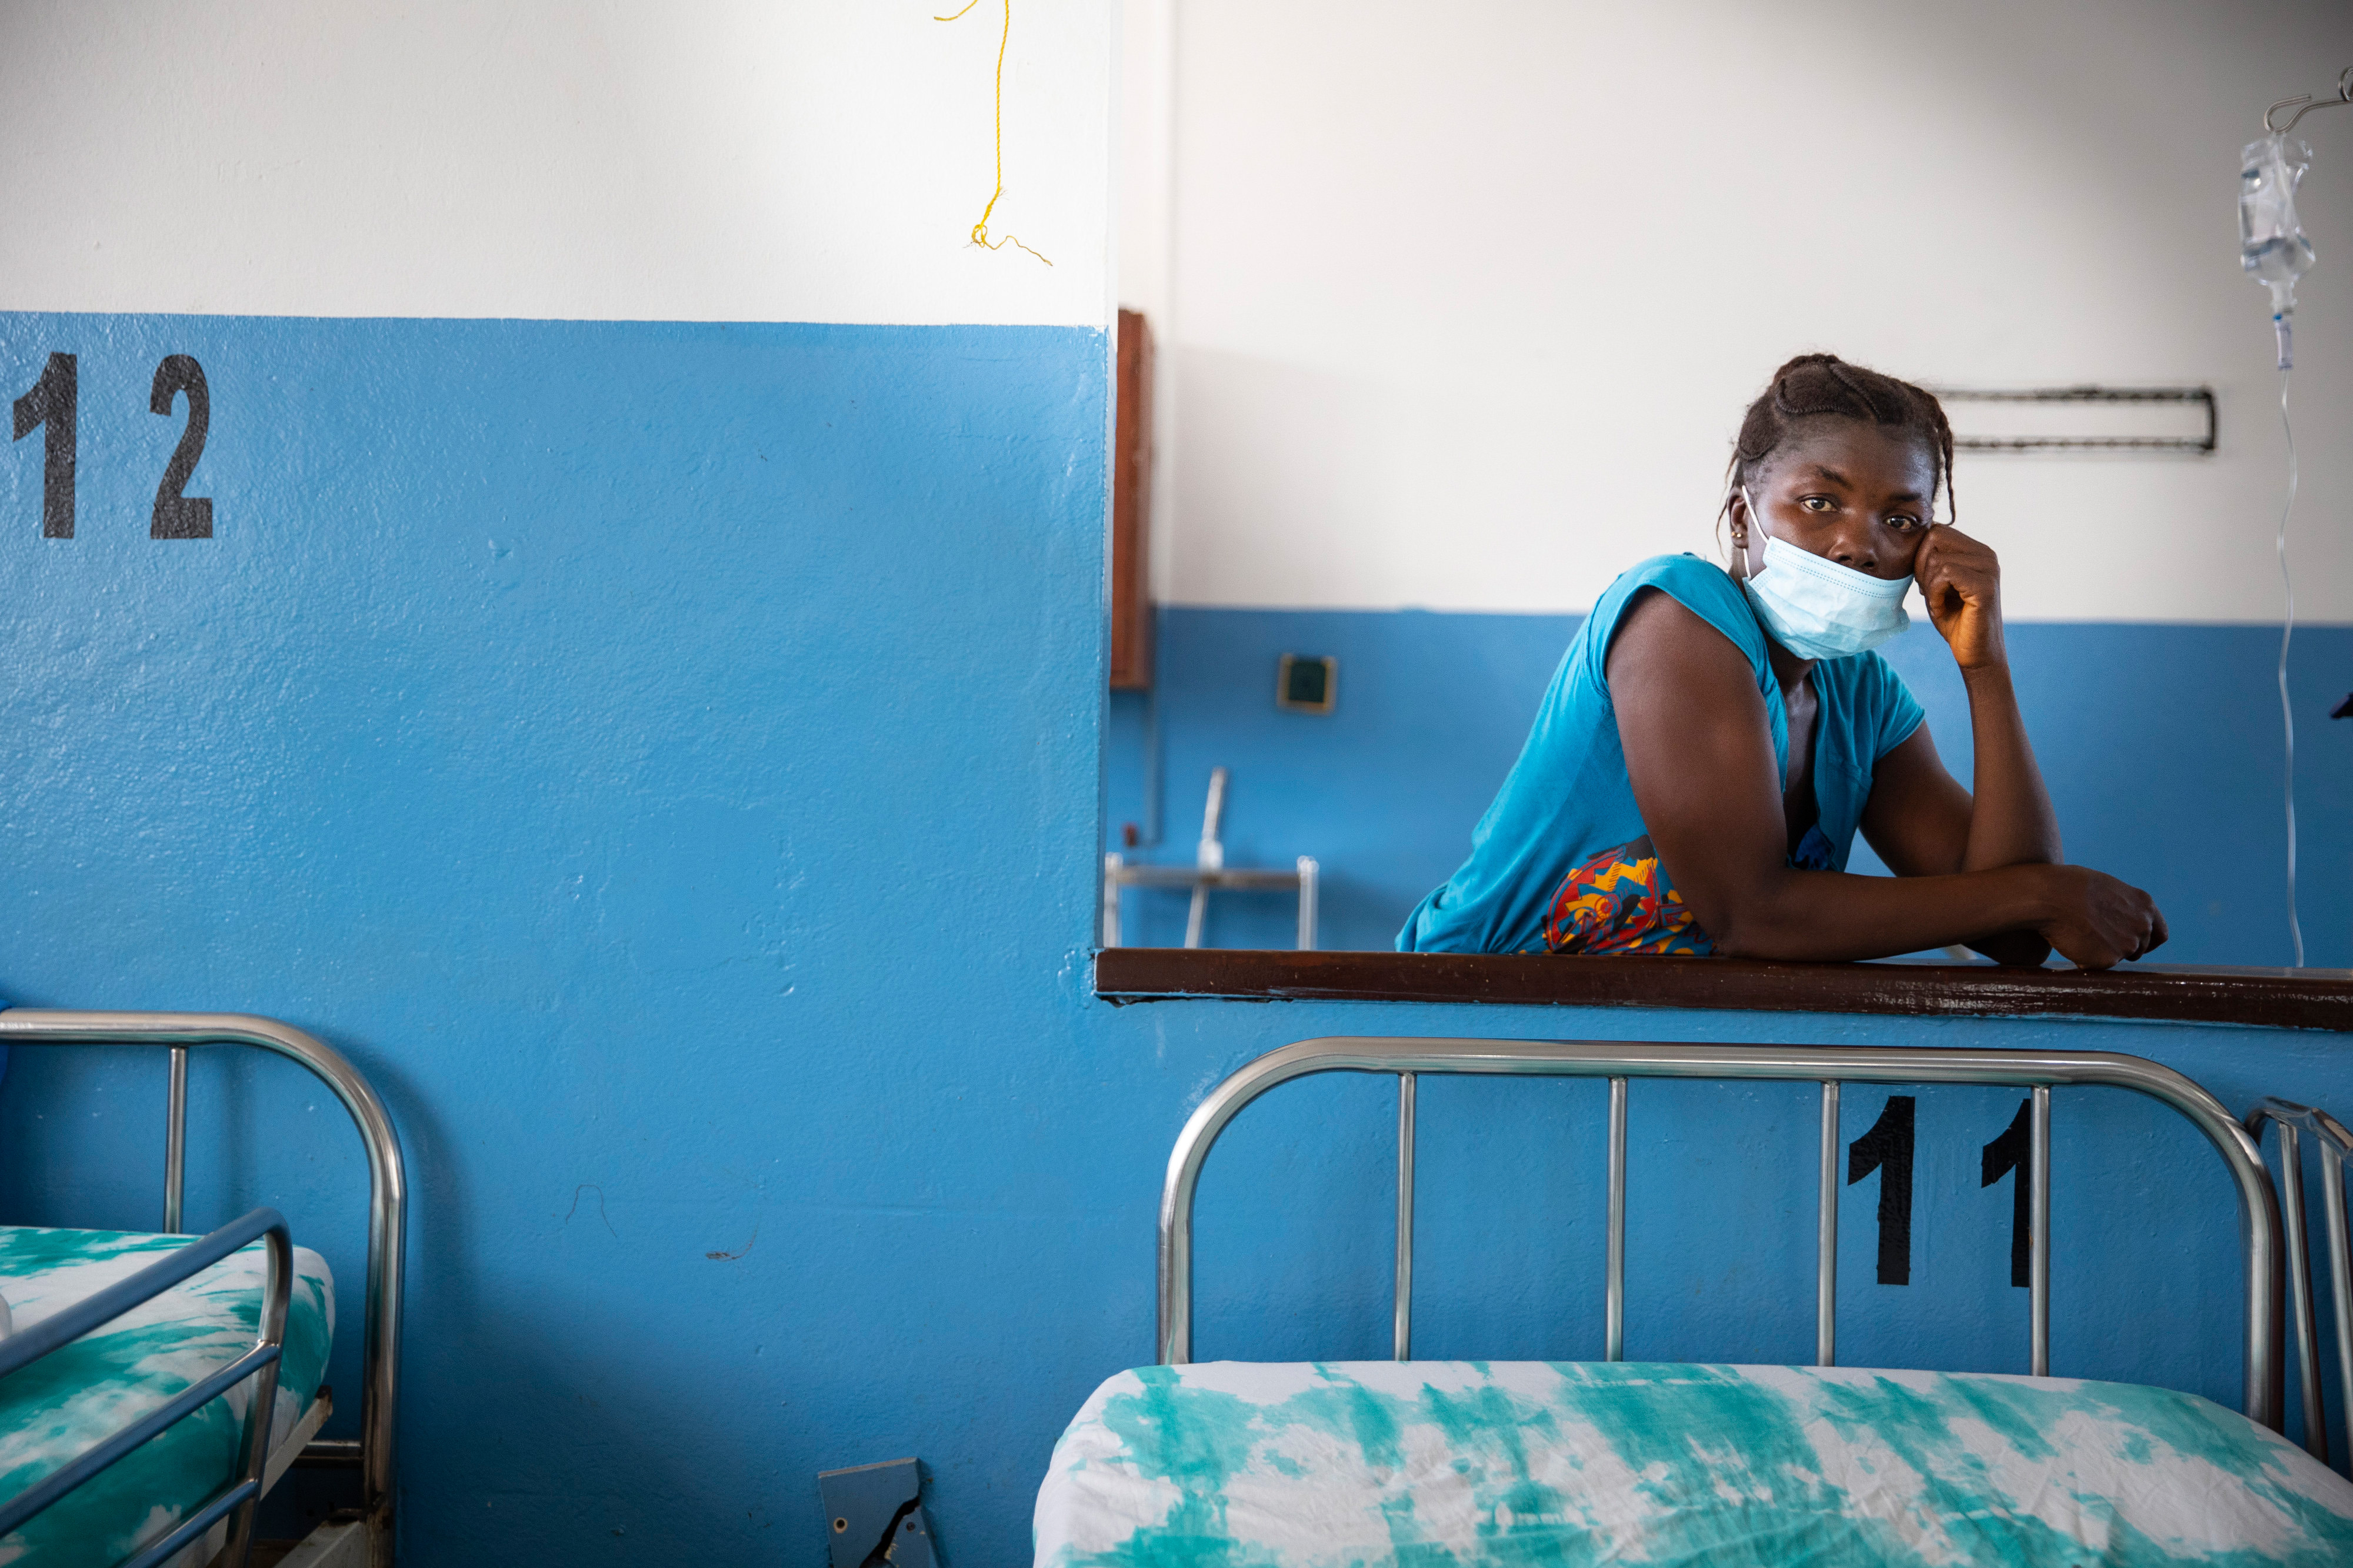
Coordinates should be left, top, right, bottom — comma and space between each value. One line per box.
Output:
1035, 1360, 2353, 1567
0, 1225, 334, 1568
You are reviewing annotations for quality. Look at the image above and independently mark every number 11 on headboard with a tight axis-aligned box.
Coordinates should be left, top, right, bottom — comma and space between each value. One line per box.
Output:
1982, 1098, 2037, 1289
1847, 1095, 1916, 1286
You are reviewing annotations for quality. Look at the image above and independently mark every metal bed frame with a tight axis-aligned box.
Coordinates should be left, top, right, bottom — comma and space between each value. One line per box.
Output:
1159, 1037, 2287, 1433
1100, 855, 1319, 951
1102, 766, 1319, 951
0, 1207, 292, 1567
2245, 1097, 2353, 1467
0, 1010, 406, 1568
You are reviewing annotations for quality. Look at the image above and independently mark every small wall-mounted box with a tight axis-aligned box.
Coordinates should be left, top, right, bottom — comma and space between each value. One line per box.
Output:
1277, 654, 1337, 714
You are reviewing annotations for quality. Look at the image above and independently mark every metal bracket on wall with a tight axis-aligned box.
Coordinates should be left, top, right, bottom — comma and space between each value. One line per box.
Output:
819, 1458, 936, 1568
1929, 385, 2218, 453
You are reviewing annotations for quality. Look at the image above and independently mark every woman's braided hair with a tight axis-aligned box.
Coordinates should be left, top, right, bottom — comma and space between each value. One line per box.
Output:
1724, 353, 1957, 526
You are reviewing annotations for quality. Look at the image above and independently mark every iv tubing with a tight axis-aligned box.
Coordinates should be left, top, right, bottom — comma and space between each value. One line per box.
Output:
2276, 367, 2305, 968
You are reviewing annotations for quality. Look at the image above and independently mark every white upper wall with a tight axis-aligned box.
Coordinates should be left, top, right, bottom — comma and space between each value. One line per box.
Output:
1126, 0, 2353, 620
0, 1, 1112, 326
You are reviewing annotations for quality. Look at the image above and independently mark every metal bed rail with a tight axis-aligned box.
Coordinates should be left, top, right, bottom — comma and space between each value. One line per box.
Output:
0, 1206, 291, 1568
1159, 1037, 2285, 1433
1104, 760, 1318, 951
2245, 1097, 2353, 1468
0, 1011, 405, 1568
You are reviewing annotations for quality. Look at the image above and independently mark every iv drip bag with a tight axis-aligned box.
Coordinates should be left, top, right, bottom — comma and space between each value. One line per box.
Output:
2242, 134, 2315, 364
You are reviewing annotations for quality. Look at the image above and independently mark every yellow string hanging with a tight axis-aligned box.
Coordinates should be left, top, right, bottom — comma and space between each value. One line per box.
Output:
934, 0, 1052, 265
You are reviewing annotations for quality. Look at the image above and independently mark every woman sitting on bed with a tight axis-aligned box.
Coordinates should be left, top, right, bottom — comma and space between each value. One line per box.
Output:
1398, 353, 2165, 970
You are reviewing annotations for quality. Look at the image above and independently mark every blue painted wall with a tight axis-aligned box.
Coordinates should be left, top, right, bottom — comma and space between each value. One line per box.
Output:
0, 314, 2350, 1566
0, 311, 1120, 1560
1109, 605, 2353, 963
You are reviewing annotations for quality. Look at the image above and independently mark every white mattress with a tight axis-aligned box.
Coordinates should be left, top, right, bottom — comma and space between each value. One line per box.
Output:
1037, 1360, 2353, 1567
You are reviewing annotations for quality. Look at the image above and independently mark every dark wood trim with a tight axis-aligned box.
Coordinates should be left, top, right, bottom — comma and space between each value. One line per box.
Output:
1108, 309, 1153, 692
1093, 948, 2353, 1032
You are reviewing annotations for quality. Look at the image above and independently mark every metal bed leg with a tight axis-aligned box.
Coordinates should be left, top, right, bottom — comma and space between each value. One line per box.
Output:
2278, 1124, 2328, 1460
164, 1045, 188, 1234
1394, 1073, 1414, 1362
2325, 1143, 2353, 1474
1606, 1077, 1626, 1362
1818, 1082, 1839, 1368
1100, 854, 1123, 949
1183, 768, 1227, 949
2031, 1086, 2051, 1377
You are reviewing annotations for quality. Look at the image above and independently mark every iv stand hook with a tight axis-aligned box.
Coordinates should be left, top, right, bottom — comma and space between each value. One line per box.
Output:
2267, 67, 2353, 136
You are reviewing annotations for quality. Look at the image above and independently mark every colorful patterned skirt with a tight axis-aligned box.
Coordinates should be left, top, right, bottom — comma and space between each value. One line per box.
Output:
1542, 836, 1713, 955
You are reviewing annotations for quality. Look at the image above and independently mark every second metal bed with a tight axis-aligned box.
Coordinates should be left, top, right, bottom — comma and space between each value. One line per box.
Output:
2248, 1097, 2353, 1471
0, 1010, 406, 1568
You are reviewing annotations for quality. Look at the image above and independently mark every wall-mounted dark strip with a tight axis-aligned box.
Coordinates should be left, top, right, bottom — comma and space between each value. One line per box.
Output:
1929, 385, 2217, 453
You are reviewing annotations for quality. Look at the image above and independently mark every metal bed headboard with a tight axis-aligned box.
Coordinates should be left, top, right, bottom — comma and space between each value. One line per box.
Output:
2245, 1098, 2353, 1467
0, 1011, 406, 1568
1159, 1037, 2286, 1433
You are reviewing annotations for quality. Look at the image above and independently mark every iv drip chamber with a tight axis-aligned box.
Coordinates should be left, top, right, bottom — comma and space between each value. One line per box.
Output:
2242, 134, 2315, 365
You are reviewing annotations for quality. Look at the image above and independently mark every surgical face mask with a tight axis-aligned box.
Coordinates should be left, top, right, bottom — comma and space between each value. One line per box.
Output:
1738, 491, 1911, 660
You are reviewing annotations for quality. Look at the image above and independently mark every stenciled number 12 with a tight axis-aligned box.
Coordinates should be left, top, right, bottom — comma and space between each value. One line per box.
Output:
11, 352, 214, 539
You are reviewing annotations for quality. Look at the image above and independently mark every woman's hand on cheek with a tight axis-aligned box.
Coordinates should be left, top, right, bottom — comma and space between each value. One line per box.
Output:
1914, 526, 2008, 672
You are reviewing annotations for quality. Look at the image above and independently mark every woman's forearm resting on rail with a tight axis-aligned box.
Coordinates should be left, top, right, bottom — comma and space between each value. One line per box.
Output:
1609, 593, 2154, 966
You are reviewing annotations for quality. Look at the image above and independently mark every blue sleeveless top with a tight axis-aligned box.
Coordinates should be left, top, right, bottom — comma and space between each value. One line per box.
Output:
1398, 554, 1925, 955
